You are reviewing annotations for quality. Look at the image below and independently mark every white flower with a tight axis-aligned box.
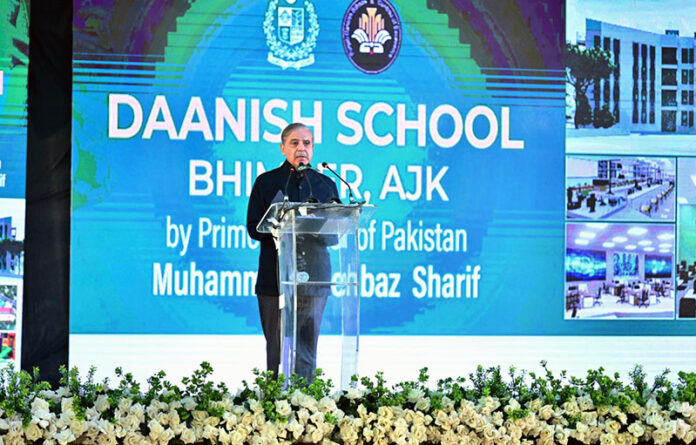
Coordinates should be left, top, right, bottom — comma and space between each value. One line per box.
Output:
318, 396, 337, 413
345, 388, 363, 400
55, 386, 71, 398
286, 418, 305, 439
414, 397, 430, 412
577, 395, 594, 411
627, 401, 643, 416
377, 406, 393, 421
223, 411, 238, 430
599, 432, 617, 445
92, 394, 109, 413
31, 397, 50, 413
675, 418, 690, 440
205, 416, 220, 427
24, 422, 42, 441
54, 428, 76, 445
306, 423, 324, 443
491, 411, 504, 427
685, 430, 696, 444
289, 390, 304, 406
581, 411, 598, 426
605, 419, 621, 434
217, 429, 231, 445
118, 397, 132, 412
434, 409, 449, 427
528, 398, 542, 412
275, 400, 292, 418
202, 424, 218, 440
248, 398, 264, 414
652, 427, 673, 445
412, 424, 427, 442
407, 388, 425, 403
192, 410, 208, 422
645, 398, 661, 414
301, 394, 319, 412
168, 410, 181, 428
671, 401, 692, 416
169, 400, 183, 411
504, 398, 521, 413
539, 404, 554, 420
229, 429, 245, 445
441, 396, 455, 411
67, 419, 86, 437
148, 420, 165, 441
123, 431, 145, 445
554, 425, 570, 445
481, 423, 498, 441
159, 428, 176, 444
181, 397, 197, 411
297, 407, 311, 424
356, 404, 368, 419
180, 427, 197, 443
562, 399, 580, 417
130, 403, 145, 418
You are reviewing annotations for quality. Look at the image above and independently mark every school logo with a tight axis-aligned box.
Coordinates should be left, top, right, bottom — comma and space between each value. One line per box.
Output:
263, 0, 319, 70
342, 0, 402, 74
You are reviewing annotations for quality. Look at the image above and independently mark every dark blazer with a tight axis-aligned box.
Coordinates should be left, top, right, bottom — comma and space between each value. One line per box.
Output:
246, 160, 340, 297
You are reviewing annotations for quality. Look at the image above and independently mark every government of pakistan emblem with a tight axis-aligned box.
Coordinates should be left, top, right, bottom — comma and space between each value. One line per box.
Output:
263, 0, 319, 70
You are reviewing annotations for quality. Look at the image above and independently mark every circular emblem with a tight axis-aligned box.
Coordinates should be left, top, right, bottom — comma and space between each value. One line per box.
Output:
341, 0, 402, 74
263, 0, 320, 70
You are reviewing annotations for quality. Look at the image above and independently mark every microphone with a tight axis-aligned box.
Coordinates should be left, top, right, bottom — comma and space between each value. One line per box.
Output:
297, 163, 318, 203
321, 162, 362, 204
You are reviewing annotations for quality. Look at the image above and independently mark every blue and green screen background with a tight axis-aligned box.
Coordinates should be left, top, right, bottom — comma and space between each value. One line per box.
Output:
70, 0, 687, 339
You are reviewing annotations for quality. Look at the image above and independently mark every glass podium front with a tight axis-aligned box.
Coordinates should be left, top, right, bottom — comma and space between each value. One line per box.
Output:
258, 202, 376, 389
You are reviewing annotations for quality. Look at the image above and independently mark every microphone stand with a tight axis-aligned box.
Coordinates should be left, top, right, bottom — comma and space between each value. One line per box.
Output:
297, 163, 318, 203
299, 164, 341, 203
283, 166, 295, 202
321, 162, 364, 204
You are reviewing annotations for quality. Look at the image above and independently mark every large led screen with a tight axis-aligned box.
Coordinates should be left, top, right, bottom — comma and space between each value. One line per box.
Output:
645, 255, 672, 279
70, 0, 696, 383
566, 249, 607, 282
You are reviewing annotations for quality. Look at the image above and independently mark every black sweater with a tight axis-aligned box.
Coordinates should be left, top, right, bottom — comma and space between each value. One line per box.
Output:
246, 160, 339, 297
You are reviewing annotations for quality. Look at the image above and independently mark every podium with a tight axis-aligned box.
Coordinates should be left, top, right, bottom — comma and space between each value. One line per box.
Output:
258, 201, 376, 389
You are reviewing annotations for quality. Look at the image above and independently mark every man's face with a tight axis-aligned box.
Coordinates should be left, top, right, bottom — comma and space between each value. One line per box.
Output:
280, 127, 314, 167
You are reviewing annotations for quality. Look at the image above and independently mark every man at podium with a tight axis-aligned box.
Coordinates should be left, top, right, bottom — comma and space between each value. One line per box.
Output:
246, 123, 339, 381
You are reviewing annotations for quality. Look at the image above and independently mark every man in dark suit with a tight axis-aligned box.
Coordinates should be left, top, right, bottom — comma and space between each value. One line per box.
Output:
246, 122, 339, 382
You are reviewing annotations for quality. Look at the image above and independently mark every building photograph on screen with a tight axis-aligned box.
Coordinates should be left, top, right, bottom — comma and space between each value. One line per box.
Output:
566, 0, 696, 155
566, 156, 675, 220
565, 222, 675, 320
676, 157, 696, 318
0, 201, 24, 282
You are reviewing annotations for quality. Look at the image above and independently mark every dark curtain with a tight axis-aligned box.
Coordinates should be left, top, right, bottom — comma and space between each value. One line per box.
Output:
22, 0, 72, 385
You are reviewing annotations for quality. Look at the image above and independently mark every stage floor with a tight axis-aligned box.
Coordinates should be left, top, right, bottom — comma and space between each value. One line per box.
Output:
70, 335, 696, 388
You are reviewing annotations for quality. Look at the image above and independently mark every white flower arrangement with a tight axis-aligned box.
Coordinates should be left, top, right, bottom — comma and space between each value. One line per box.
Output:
0, 363, 694, 444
